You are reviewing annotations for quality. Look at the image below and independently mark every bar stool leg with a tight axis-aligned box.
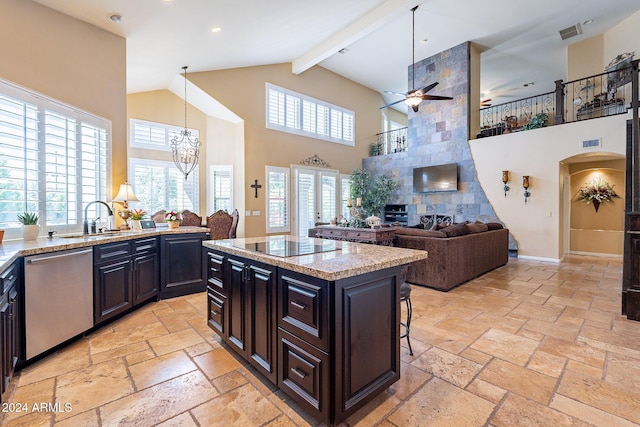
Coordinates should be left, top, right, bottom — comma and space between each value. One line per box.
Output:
400, 293, 413, 356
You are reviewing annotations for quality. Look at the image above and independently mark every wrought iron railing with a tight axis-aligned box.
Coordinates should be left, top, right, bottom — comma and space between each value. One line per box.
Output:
371, 127, 408, 156
478, 60, 637, 138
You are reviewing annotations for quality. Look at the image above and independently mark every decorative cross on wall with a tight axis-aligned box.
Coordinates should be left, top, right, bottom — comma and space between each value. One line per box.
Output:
251, 179, 262, 198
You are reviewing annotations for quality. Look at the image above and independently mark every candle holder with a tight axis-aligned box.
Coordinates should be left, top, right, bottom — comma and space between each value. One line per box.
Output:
502, 170, 510, 197
523, 176, 530, 204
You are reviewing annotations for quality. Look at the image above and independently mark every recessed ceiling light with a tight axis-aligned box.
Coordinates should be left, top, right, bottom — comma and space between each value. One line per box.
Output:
109, 14, 122, 23
211, 26, 222, 33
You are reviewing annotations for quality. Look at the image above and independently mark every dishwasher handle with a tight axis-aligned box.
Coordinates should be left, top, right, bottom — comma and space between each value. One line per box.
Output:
26, 248, 93, 264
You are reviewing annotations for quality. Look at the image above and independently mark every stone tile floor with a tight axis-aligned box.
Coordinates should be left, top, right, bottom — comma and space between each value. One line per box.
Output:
3, 255, 640, 426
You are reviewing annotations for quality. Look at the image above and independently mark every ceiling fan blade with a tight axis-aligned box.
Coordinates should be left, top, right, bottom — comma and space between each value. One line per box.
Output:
384, 90, 407, 97
379, 98, 407, 109
415, 82, 439, 96
421, 95, 453, 101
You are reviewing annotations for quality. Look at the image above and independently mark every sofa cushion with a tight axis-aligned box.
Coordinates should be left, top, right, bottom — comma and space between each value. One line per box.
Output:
466, 223, 489, 233
441, 223, 469, 237
395, 228, 447, 238
485, 222, 504, 230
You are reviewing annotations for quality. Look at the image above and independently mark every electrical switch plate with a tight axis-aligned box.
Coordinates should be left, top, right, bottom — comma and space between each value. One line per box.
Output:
252, 211, 261, 216
546, 211, 552, 217
245, 211, 251, 216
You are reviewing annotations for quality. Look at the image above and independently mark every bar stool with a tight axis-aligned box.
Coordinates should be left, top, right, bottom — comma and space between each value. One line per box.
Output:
400, 281, 413, 356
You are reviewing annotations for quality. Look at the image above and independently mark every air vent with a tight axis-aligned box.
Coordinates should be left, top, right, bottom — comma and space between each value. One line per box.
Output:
582, 138, 601, 148
559, 23, 582, 40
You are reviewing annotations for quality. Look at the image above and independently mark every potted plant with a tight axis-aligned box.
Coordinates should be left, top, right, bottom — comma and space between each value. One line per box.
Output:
349, 169, 397, 220
17, 211, 39, 241
165, 210, 182, 229
129, 209, 147, 231
521, 112, 549, 130
577, 178, 620, 212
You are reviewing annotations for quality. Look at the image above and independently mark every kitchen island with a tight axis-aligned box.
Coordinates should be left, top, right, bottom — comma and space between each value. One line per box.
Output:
203, 235, 427, 426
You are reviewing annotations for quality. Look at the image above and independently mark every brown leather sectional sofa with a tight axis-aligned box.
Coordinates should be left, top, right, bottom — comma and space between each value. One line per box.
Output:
394, 223, 509, 291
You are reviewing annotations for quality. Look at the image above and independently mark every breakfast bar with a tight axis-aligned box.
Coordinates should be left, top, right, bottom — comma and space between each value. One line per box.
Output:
202, 235, 427, 426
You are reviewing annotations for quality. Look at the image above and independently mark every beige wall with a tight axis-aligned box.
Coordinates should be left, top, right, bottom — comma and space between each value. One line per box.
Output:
569, 161, 624, 255
470, 112, 628, 260
189, 63, 382, 237
568, 35, 604, 81
603, 11, 640, 65
0, 0, 127, 197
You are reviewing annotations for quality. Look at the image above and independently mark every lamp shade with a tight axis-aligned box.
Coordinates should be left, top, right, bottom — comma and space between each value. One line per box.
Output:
113, 182, 139, 203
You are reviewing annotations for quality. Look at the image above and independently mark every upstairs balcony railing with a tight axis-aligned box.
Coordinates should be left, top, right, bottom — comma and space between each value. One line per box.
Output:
478, 59, 638, 138
372, 127, 408, 155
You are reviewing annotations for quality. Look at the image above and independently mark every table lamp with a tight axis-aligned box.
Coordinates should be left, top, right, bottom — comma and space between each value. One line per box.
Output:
113, 182, 139, 230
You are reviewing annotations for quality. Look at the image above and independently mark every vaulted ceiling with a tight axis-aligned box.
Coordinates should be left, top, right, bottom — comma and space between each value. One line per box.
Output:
33, 0, 640, 108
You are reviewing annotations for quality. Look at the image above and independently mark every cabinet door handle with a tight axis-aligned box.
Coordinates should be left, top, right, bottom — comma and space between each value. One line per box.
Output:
212, 310, 220, 317
290, 301, 306, 310
290, 367, 307, 379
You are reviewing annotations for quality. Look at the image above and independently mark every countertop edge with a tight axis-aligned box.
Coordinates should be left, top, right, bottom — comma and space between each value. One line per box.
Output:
0, 227, 210, 271
203, 239, 428, 281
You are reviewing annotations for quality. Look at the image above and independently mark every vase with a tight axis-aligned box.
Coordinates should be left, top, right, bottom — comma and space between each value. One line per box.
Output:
131, 220, 142, 231
168, 220, 180, 229
22, 224, 40, 241
592, 200, 600, 213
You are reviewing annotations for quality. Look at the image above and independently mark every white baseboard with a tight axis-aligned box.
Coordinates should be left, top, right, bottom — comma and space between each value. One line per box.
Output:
568, 251, 623, 259
516, 255, 562, 263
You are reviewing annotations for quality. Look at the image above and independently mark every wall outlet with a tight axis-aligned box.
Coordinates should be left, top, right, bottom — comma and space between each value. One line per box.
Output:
252, 211, 261, 216
245, 210, 251, 216
546, 211, 552, 217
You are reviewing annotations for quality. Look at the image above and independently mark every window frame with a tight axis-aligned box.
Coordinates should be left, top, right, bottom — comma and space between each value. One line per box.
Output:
0, 77, 111, 239
129, 118, 199, 151
265, 83, 355, 146
265, 165, 290, 234
209, 165, 233, 214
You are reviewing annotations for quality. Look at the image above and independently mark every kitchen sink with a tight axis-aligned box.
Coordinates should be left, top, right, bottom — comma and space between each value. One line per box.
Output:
59, 231, 120, 239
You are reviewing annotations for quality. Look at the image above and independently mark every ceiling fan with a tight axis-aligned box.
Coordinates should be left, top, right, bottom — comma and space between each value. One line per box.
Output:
380, 5, 452, 113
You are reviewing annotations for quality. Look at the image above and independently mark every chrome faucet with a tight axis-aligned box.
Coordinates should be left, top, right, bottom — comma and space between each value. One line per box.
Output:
83, 201, 113, 235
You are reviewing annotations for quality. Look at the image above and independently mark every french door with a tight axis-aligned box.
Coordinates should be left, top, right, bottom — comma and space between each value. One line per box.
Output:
292, 166, 339, 236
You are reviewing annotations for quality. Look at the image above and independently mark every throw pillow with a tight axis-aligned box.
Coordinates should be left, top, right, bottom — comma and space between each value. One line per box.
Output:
442, 222, 469, 237
485, 222, 504, 230
466, 223, 489, 233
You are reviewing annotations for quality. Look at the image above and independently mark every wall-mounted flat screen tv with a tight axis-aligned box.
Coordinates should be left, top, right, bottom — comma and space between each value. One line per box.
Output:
413, 163, 458, 193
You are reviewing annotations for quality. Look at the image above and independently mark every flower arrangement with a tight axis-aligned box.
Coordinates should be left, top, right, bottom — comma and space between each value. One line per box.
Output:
577, 178, 620, 212
130, 209, 147, 221
165, 210, 182, 222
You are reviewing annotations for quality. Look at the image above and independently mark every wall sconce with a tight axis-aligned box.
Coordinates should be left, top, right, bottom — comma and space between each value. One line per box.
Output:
522, 176, 531, 204
502, 170, 510, 197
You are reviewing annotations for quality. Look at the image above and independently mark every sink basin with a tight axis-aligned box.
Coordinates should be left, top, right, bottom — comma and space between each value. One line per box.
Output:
59, 232, 120, 239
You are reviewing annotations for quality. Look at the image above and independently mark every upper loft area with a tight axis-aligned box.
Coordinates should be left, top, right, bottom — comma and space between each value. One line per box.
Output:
477, 55, 637, 139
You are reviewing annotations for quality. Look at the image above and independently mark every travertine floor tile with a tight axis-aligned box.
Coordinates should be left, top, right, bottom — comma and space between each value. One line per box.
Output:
3, 255, 637, 427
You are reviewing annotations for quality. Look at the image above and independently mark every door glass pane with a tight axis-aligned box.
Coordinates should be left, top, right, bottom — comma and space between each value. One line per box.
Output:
297, 172, 315, 237
320, 174, 336, 223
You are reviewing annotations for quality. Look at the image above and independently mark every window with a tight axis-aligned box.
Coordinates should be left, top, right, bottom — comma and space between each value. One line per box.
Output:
129, 158, 199, 215
0, 78, 110, 238
130, 118, 198, 151
266, 83, 355, 145
210, 165, 233, 213
265, 166, 290, 233
340, 174, 351, 219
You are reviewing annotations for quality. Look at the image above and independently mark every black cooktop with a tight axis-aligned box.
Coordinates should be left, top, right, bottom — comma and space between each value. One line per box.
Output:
235, 238, 341, 257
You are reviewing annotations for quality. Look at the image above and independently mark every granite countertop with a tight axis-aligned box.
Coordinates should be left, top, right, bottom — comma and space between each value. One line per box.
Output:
203, 235, 428, 281
0, 226, 209, 271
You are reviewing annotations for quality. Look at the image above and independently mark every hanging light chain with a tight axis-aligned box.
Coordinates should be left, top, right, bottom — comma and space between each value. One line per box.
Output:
170, 65, 202, 180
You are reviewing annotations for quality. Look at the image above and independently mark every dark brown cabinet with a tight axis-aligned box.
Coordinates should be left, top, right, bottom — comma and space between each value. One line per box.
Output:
206, 247, 403, 426
206, 250, 277, 384
94, 237, 159, 324
160, 233, 207, 299
0, 260, 20, 402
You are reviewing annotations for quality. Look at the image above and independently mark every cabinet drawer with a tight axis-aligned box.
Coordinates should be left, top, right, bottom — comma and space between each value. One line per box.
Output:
0, 262, 18, 294
207, 251, 226, 295
133, 237, 158, 253
278, 328, 329, 420
207, 288, 226, 337
279, 273, 328, 351
94, 241, 131, 262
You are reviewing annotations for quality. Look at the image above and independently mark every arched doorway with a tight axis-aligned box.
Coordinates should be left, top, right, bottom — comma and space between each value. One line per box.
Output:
562, 154, 625, 256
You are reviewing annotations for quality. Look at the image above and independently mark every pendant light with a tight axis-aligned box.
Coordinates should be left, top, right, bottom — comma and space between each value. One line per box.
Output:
171, 66, 202, 180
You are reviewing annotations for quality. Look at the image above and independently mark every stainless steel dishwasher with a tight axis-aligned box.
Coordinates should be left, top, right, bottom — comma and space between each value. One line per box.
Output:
24, 247, 94, 359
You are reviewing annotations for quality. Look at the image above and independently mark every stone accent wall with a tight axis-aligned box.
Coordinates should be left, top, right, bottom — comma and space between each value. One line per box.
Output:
364, 42, 509, 243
